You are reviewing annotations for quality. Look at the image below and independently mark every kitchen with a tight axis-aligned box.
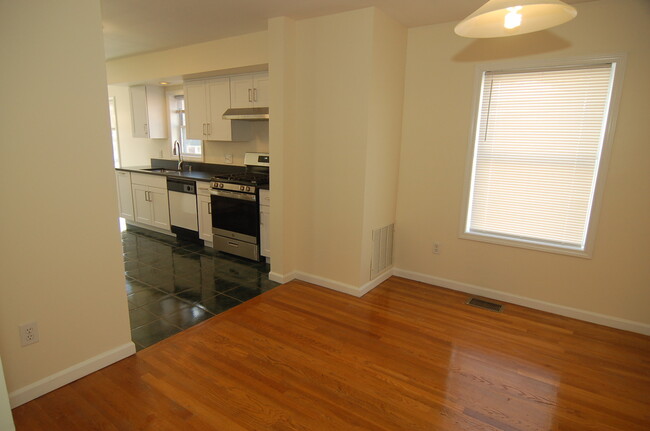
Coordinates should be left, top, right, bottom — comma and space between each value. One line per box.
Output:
112, 69, 277, 348
2, 0, 648, 426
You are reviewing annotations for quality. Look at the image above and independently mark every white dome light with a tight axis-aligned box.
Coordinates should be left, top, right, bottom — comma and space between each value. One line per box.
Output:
455, 0, 577, 38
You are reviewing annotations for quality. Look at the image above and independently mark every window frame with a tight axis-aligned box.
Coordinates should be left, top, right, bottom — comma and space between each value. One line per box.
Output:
166, 88, 204, 161
459, 54, 626, 258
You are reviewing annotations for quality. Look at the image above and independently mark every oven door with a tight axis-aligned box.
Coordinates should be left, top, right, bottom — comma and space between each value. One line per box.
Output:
210, 189, 259, 244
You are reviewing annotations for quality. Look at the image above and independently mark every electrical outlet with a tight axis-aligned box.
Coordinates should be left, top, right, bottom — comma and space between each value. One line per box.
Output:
225, 154, 233, 164
19, 322, 39, 346
433, 242, 440, 254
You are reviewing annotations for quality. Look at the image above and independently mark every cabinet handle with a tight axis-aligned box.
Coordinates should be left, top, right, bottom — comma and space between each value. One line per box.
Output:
253, 88, 257, 102
207, 123, 212, 136
145, 191, 150, 202
248, 88, 252, 103
208, 202, 212, 214
202, 123, 206, 135
144, 124, 148, 136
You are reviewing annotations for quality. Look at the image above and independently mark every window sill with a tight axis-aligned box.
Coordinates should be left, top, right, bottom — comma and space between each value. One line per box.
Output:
459, 231, 592, 259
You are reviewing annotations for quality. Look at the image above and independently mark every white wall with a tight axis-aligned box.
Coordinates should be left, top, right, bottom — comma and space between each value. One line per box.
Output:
106, 31, 268, 85
0, 0, 133, 405
394, 0, 650, 329
0, 358, 13, 430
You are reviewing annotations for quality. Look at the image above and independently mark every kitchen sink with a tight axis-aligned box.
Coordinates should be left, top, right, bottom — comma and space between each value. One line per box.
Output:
142, 168, 182, 174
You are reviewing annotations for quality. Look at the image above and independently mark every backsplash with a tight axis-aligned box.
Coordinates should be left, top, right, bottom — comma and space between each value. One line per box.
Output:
203, 121, 269, 165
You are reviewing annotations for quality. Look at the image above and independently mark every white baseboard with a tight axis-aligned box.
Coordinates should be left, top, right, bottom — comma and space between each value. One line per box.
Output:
269, 271, 297, 284
271, 269, 393, 298
393, 268, 650, 336
9, 342, 136, 408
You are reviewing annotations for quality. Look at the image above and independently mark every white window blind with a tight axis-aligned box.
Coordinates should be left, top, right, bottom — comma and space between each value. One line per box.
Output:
466, 63, 615, 252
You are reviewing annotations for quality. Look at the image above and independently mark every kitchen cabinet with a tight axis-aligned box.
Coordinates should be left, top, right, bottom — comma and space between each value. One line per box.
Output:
131, 173, 170, 231
259, 189, 270, 258
197, 181, 213, 243
230, 72, 269, 109
129, 85, 168, 139
184, 77, 232, 141
115, 170, 135, 221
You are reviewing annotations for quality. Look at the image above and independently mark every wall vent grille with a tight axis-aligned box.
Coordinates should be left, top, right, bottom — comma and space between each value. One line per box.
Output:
370, 224, 394, 279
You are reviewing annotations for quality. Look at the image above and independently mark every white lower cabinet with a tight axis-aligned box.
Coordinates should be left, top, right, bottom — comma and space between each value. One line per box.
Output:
197, 181, 213, 243
259, 189, 270, 258
115, 170, 135, 221
131, 173, 170, 231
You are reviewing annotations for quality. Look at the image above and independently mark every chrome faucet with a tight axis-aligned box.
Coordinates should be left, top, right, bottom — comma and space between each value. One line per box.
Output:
172, 140, 184, 171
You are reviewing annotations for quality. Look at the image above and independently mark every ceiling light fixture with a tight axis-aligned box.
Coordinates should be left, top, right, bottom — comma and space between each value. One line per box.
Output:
159, 81, 170, 85
454, 0, 577, 38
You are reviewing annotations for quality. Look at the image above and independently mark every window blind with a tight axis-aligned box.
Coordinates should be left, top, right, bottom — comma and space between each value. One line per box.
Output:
467, 63, 615, 250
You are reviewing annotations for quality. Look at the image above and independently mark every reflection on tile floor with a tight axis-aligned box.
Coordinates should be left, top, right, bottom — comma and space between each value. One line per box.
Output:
122, 225, 279, 351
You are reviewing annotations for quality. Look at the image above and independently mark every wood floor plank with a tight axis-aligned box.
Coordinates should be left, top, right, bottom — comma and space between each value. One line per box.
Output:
11, 276, 650, 430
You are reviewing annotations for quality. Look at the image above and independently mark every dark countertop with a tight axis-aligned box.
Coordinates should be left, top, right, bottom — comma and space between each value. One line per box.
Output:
117, 159, 247, 182
117, 166, 216, 182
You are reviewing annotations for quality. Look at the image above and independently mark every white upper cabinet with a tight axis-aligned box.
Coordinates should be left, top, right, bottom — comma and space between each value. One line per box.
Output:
129, 85, 167, 139
184, 77, 232, 141
230, 72, 269, 108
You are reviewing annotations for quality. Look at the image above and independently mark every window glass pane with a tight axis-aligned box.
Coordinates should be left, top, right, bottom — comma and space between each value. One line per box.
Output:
174, 95, 202, 157
466, 63, 615, 251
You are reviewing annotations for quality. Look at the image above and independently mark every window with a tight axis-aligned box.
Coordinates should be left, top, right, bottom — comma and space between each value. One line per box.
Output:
461, 57, 623, 257
170, 94, 202, 158
108, 96, 120, 168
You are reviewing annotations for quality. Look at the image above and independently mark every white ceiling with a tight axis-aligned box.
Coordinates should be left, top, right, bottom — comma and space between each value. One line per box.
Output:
101, 0, 592, 60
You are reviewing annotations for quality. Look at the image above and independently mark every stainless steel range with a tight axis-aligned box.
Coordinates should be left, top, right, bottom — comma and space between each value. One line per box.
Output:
209, 153, 269, 261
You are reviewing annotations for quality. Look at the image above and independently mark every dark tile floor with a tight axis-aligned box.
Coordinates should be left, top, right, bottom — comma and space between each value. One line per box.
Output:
122, 225, 279, 351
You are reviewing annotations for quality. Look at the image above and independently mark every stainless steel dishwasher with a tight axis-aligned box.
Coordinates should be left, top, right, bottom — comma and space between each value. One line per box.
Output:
167, 177, 199, 241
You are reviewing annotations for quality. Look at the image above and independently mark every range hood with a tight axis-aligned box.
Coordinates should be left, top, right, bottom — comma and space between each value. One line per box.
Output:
222, 107, 269, 120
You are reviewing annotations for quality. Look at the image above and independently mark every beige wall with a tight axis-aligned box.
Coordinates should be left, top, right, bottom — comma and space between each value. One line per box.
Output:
395, 0, 650, 326
269, 9, 406, 289
268, 17, 298, 279
359, 9, 407, 283
106, 31, 268, 85
0, 0, 132, 396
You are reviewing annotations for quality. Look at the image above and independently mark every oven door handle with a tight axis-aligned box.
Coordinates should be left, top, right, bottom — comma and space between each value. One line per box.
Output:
210, 189, 257, 202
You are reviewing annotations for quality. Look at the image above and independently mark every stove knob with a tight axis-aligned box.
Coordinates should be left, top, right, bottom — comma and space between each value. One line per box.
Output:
219, 183, 224, 189
246, 186, 251, 192
240, 185, 245, 191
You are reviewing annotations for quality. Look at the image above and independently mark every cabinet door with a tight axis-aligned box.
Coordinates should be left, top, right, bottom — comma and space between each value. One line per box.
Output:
260, 205, 270, 258
149, 186, 170, 231
206, 77, 232, 141
230, 74, 254, 108
198, 194, 213, 242
115, 171, 134, 221
184, 81, 207, 140
132, 184, 153, 225
252, 72, 269, 107
130, 86, 149, 138
144, 86, 168, 139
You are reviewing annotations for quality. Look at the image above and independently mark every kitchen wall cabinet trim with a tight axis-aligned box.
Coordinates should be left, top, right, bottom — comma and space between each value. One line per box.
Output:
129, 85, 168, 139
184, 77, 232, 141
115, 170, 135, 221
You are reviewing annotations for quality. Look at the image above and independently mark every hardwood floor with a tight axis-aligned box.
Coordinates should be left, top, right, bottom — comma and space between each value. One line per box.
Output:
11, 276, 650, 430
